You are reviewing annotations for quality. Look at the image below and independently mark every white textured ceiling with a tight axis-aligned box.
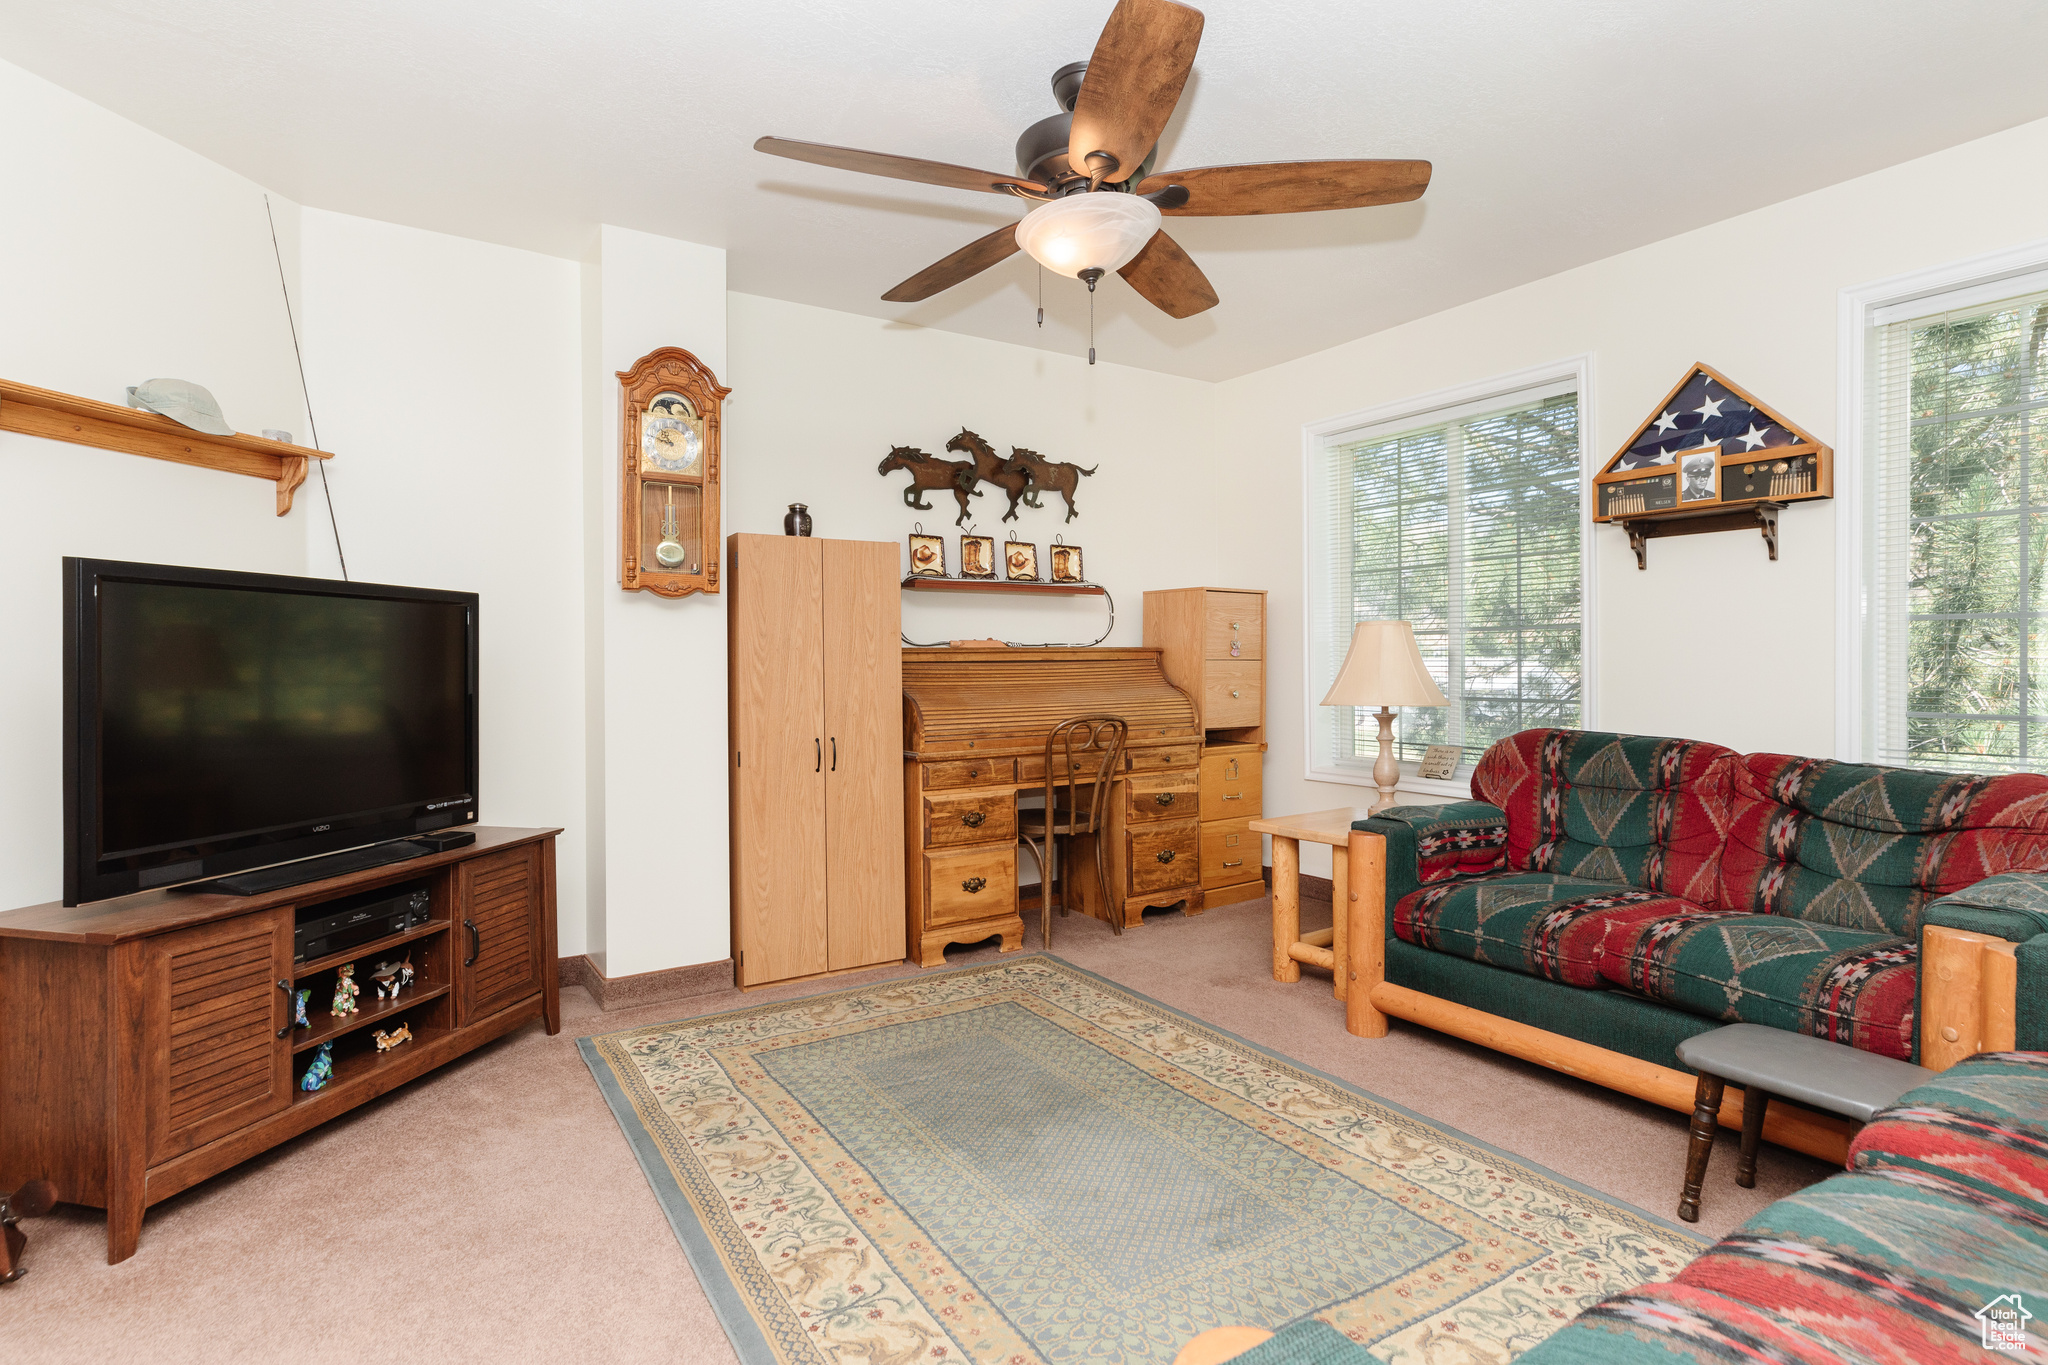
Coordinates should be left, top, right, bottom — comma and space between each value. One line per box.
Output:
7, 1, 2048, 380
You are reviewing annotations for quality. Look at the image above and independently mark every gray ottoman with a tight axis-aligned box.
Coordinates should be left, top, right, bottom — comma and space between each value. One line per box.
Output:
1672, 1023, 1933, 1222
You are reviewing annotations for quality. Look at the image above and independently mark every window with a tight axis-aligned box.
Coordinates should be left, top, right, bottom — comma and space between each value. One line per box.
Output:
1865, 273, 2048, 772
1307, 374, 1586, 785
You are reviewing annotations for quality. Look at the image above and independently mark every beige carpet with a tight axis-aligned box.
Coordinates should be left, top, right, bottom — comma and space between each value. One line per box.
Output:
8, 892, 1831, 1364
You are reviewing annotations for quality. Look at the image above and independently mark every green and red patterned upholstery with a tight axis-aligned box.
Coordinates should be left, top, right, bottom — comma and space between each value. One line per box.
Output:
1849, 1051, 2048, 1206
1594, 913, 1920, 1059
1471, 728, 1739, 905
1719, 753, 2048, 935
1516, 1053, 2048, 1365
1364, 730, 2048, 1062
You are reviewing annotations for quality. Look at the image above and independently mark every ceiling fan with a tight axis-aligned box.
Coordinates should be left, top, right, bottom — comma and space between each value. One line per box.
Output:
755, 0, 1430, 329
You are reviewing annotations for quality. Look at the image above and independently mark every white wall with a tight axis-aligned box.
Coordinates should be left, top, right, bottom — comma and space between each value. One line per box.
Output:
585, 226, 730, 977
1217, 114, 2048, 880
296, 209, 589, 953
0, 60, 312, 909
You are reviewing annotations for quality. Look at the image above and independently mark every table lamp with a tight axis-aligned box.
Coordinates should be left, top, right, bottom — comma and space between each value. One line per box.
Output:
1320, 620, 1448, 814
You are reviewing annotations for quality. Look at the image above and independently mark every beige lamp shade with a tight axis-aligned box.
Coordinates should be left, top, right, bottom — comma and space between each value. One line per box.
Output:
1320, 620, 1448, 709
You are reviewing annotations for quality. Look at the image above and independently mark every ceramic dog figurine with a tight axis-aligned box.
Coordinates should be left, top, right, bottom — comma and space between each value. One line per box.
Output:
301, 1042, 334, 1092
370, 954, 416, 1001
293, 987, 312, 1029
372, 1022, 413, 1053
332, 963, 360, 1018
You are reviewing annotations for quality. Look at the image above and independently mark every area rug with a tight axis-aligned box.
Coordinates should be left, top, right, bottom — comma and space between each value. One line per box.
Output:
580, 955, 1704, 1365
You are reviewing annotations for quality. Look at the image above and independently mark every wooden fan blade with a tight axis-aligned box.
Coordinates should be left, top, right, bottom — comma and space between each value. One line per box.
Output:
1136, 159, 1432, 215
1116, 229, 1217, 318
1068, 0, 1205, 185
883, 223, 1023, 303
755, 137, 1044, 196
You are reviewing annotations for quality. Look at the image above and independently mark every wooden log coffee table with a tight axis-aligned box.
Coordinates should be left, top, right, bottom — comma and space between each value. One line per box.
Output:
1250, 807, 1377, 1001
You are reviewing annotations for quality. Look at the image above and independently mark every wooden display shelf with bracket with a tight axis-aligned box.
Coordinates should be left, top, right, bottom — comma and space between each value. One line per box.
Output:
0, 377, 329, 516
901, 575, 1106, 596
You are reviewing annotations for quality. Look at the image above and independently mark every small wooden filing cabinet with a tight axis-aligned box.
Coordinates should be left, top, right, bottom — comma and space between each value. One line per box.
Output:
1145, 587, 1269, 907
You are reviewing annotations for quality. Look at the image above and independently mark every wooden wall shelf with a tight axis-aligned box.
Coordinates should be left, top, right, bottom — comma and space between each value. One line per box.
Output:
0, 377, 331, 517
901, 576, 1106, 597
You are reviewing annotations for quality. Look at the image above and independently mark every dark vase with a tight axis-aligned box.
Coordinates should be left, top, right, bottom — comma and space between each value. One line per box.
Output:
783, 503, 813, 537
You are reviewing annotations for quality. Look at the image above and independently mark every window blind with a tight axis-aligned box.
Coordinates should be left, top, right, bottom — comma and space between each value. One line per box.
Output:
1867, 277, 2048, 773
1309, 382, 1582, 779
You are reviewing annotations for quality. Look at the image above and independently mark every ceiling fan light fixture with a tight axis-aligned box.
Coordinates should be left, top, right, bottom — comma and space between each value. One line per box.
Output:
1014, 193, 1160, 280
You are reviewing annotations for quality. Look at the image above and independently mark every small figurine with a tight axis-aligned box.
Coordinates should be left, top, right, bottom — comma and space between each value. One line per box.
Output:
332, 963, 360, 1018
370, 954, 416, 1001
293, 988, 312, 1029
372, 1022, 414, 1053
300, 1042, 333, 1092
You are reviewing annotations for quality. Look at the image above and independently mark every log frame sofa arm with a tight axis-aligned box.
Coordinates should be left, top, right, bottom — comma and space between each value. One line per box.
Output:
1920, 872, 2048, 1067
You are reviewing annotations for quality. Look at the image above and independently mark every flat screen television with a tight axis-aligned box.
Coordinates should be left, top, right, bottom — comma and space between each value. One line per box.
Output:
64, 558, 479, 905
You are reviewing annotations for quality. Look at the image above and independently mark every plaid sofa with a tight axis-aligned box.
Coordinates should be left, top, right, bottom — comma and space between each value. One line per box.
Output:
1516, 1051, 2048, 1364
1362, 728, 2048, 1066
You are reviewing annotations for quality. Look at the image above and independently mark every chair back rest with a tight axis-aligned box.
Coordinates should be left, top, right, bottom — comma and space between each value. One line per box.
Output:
1045, 716, 1129, 836
1470, 727, 1739, 904
1721, 754, 2048, 935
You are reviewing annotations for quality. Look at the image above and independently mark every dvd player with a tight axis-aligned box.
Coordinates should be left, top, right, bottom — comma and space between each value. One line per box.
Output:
295, 882, 432, 963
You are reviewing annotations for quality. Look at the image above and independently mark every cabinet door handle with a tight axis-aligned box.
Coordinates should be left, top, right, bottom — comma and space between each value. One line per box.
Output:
464, 918, 480, 966
831, 737, 838, 771
961, 811, 986, 828
276, 979, 294, 1038
1156, 849, 1176, 864
815, 738, 822, 772
1154, 792, 1176, 806
962, 877, 987, 893
1223, 859, 1244, 868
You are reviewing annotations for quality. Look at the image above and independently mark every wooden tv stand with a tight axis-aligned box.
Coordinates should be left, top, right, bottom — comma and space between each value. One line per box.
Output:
0, 826, 559, 1264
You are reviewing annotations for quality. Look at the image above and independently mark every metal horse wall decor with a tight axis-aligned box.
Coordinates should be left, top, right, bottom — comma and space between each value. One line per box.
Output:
945, 429, 1037, 522
878, 433, 1099, 524
1002, 446, 1096, 522
877, 445, 979, 525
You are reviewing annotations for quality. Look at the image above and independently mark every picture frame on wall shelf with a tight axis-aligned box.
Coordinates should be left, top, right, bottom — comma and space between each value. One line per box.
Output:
960, 531, 996, 579
1678, 449, 1718, 503
1004, 539, 1038, 582
1049, 537, 1084, 584
908, 526, 946, 578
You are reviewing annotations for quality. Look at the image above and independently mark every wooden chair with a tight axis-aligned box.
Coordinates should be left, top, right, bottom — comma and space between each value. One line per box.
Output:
1018, 716, 1128, 947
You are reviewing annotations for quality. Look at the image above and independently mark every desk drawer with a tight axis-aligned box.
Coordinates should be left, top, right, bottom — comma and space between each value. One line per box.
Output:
1127, 818, 1200, 896
1127, 744, 1199, 772
1205, 592, 1263, 660
1204, 662, 1261, 728
926, 757, 1015, 789
925, 845, 1016, 928
923, 790, 1015, 849
1018, 752, 1118, 784
1202, 818, 1259, 888
1199, 749, 1263, 821
1125, 772, 1197, 823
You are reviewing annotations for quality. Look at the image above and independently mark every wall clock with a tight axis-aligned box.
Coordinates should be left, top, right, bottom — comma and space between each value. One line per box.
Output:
619, 346, 729, 597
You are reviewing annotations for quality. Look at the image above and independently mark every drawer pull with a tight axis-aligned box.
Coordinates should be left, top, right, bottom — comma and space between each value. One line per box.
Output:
1223, 859, 1244, 868
1230, 689, 1241, 699
967, 767, 980, 778
1154, 792, 1176, 806
961, 811, 986, 828
1156, 849, 1176, 864
1222, 792, 1243, 801
962, 876, 987, 894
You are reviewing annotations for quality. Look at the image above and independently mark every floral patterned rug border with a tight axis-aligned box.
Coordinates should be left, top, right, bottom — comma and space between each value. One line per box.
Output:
579, 955, 1706, 1365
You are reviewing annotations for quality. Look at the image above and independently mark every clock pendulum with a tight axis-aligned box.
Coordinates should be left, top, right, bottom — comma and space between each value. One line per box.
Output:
655, 486, 687, 569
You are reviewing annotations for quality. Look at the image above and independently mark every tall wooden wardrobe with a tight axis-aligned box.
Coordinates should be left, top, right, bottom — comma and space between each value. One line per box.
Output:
728, 533, 905, 986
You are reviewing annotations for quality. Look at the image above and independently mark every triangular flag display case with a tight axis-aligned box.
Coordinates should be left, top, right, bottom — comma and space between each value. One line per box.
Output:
1593, 362, 1830, 568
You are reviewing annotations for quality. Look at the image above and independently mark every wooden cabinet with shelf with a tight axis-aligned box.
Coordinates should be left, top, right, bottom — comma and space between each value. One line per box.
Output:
0, 827, 558, 1264
1144, 588, 1271, 908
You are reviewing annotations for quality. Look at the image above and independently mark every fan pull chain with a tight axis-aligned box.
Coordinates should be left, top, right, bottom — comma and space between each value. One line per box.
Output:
1037, 265, 1044, 328
1080, 268, 1100, 366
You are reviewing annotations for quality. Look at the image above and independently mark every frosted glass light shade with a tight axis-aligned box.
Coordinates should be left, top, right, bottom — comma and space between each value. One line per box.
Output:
1320, 620, 1449, 709
1014, 193, 1162, 279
